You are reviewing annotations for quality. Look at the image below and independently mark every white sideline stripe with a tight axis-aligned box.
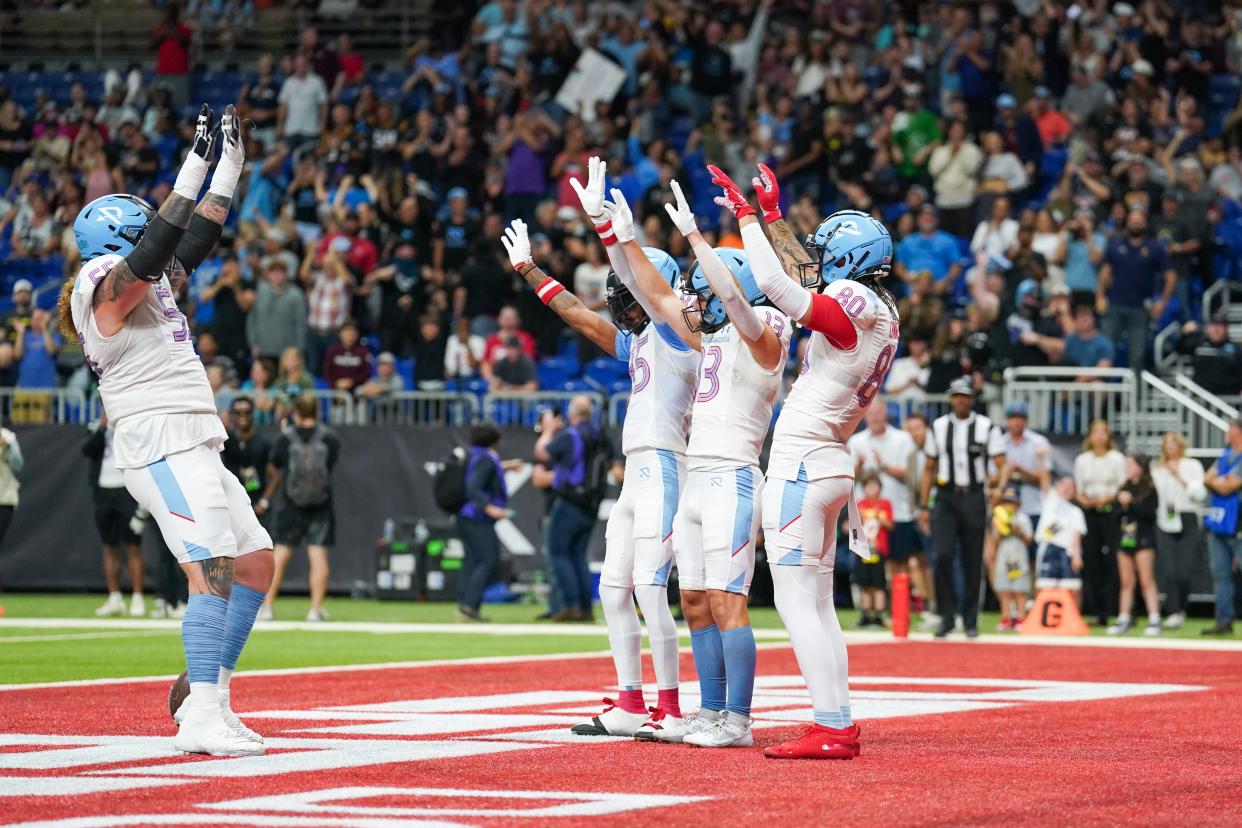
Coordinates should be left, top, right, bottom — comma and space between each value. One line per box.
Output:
0, 630, 176, 644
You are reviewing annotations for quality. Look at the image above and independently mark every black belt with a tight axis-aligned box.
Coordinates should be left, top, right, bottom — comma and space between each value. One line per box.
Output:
938, 484, 983, 494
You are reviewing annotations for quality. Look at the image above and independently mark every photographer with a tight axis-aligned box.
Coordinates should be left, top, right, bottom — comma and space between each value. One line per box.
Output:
533, 396, 617, 622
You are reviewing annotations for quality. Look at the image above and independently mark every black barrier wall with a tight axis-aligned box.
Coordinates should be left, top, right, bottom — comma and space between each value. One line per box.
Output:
0, 425, 592, 593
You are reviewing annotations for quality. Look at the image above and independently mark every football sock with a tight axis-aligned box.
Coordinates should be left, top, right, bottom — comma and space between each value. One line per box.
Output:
1148, 613, 1161, 624
634, 583, 679, 693
816, 567, 851, 723
690, 624, 727, 712
840, 704, 853, 727
656, 688, 681, 718
219, 583, 265, 679
599, 584, 643, 706
770, 563, 840, 720
617, 688, 645, 714
720, 625, 756, 717
182, 593, 227, 707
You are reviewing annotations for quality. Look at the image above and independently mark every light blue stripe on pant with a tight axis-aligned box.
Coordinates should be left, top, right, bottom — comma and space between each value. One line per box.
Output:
726, 467, 756, 593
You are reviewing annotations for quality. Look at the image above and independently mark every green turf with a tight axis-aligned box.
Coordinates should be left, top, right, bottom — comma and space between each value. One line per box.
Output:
0, 593, 1227, 685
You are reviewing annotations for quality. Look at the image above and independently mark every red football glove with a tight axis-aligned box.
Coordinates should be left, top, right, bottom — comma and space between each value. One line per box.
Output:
707, 164, 757, 220
752, 162, 782, 223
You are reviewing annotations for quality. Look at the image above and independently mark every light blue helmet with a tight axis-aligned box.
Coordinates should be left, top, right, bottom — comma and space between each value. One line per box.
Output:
73, 194, 155, 260
683, 247, 764, 334
804, 209, 893, 291
641, 246, 681, 289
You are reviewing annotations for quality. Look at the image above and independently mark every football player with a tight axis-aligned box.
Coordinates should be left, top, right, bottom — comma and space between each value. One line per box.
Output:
611, 181, 791, 748
710, 164, 900, 759
57, 105, 272, 757
500, 156, 698, 737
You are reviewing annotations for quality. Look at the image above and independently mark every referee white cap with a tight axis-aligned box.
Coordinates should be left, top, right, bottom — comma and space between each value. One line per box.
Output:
948, 377, 974, 398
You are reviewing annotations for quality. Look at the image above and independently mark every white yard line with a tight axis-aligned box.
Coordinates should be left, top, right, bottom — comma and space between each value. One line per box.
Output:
0, 630, 175, 644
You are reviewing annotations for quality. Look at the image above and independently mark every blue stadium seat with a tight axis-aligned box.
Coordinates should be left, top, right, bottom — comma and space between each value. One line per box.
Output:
561, 379, 595, 393
536, 355, 578, 389
397, 357, 415, 389
584, 356, 626, 387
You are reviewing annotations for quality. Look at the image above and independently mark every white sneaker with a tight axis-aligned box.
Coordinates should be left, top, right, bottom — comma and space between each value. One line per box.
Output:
570, 700, 651, 736
634, 708, 684, 742
918, 611, 940, 630
129, 594, 145, 617
683, 711, 753, 748
148, 598, 168, 619
95, 594, 124, 617
169, 603, 186, 620
1107, 617, 1132, 636
305, 608, 330, 622
1144, 619, 1162, 637
1162, 611, 1185, 630
640, 708, 719, 743
257, 605, 273, 622
219, 691, 264, 743
173, 702, 264, 756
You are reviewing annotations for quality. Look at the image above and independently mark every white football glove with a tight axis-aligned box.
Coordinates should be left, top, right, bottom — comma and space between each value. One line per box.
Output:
663, 179, 698, 237
604, 188, 636, 243
500, 219, 533, 270
569, 155, 608, 224
173, 103, 215, 200
209, 103, 245, 198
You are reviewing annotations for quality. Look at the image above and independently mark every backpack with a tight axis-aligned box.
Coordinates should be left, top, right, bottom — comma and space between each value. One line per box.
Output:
556, 427, 611, 514
433, 448, 470, 514
284, 426, 333, 508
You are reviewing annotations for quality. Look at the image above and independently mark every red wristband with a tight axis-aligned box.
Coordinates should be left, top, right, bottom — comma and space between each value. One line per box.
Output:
537, 278, 566, 305
512, 258, 534, 272
595, 219, 617, 246
763, 208, 782, 224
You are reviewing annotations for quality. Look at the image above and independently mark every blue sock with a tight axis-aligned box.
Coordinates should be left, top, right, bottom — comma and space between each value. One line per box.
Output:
690, 624, 726, 712
720, 625, 756, 717
815, 710, 846, 728
840, 704, 853, 727
220, 584, 265, 675
182, 594, 228, 686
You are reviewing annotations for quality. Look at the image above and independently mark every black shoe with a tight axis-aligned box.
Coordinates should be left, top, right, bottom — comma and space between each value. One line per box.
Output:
965, 627, 979, 639
934, 624, 952, 639
1200, 622, 1235, 636
534, 610, 555, 621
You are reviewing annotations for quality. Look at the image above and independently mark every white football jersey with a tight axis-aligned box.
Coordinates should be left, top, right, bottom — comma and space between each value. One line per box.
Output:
615, 322, 698, 456
688, 309, 792, 469
71, 254, 224, 468
768, 279, 900, 482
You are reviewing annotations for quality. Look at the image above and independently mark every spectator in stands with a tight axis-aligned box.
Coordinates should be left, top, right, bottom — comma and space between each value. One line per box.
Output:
1073, 419, 1127, 626
1109, 453, 1162, 636
0, 421, 20, 557
895, 206, 962, 294
1152, 431, 1205, 632
0, 342, 17, 389
273, 347, 315, 422
435, 188, 481, 280
445, 317, 484, 381
483, 306, 535, 363
14, 309, 59, 388
979, 132, 1029, 197
278, 54, 329, 152
247, 261, 307, 364
1175, 311, 1242, 397
534, 397, 611, 622
221, 395, 274, 530
1063, 209, 1106, 307
10, 193, 58, 260
457, 421, 520, 622
1203, 419, 1242, 636
1097, 210, 1176, 371
196, 331, 238, 387
483, 335, 537, 392
0, 101, 31, 193
240, 54, 281, 148
262, 395, 340, 623
303, 245, 353, 374
1030, 86, 1072, 150
1062, 304, 1115, 377
928, 120, 982, 238
885, 336, 929, 405
998, 279, 1064, 368
83, 414, 144, 618
199, 256, 253, 368
410, 316, 448, 390
970, 197, 1019, 260
151, 5, 192, 107
322, 320, 372, 393
996, 401, 1052, 538
357, 351, 407, 399
892, 86, 942, 183
240, 357, 277, 425
2, 280, 34, 344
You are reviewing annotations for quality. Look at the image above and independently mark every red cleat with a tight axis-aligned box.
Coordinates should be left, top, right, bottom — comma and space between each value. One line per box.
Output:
763, 723, 861, 760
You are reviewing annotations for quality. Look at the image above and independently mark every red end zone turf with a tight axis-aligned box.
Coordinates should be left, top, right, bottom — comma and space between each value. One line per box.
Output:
2, 642, 1242, 826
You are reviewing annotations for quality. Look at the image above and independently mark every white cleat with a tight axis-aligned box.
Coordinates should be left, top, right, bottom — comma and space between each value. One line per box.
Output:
174, 693, 265, 744
683, 711, 753, 748
570, 699, 651, 736
95, 595, 124, 617
257, 605, 273, 622
305, 608, 330, 622
129, 594, 145, 617
1162, 611, 1185, 630
639, 708, 719, 743
173, 702, 264, 756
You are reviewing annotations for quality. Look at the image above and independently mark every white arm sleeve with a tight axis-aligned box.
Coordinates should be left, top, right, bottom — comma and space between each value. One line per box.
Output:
741, 222, 811, 321
690, 236, 765, 340
609, 242, 668, 327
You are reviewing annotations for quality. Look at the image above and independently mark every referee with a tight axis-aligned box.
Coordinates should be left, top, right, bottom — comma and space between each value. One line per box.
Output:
919, 378, 1007, 638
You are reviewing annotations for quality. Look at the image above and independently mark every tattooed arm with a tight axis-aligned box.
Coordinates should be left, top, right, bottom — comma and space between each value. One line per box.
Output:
767, 217, 816, 283
517, 262, 619, 356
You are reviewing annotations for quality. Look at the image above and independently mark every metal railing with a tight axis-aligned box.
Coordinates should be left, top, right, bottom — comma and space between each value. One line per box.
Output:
481, 391, 607, 429
1174, 374, 1241, 420
358, 391, 480, 426
889, 393, 952, 424
1001, 366, 1137, 441
607, 392, 630, 427
0, 387, 89, 424
1153, 321, 1186, 373
1137, 371, 1230, 459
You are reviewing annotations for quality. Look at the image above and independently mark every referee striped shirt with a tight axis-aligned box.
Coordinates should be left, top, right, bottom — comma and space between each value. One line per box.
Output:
924, 412, 1007, 488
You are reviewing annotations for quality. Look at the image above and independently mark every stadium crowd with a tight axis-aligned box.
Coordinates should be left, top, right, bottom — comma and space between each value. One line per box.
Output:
1, 0, 1242, 409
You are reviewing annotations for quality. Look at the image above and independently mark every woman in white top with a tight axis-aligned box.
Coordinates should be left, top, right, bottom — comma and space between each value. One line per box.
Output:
1031, 209, 1067, 290
969, 196, 1019, 259
1151, 431, 1206, 629
1072, 419, 1127, 625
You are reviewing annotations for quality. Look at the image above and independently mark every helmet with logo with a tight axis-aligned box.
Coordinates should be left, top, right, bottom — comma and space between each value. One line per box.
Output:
605, 247, 682, 335
73, 194, 154, 260
804, 209, 893, 291
682, 248, 764, 334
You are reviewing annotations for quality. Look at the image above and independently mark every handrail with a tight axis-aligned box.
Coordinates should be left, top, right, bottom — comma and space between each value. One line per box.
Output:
1153, 321, 1183, 372
1004, 365, 1137, 382
482, 391, 608, 428
358, 390, 480, 426
1174, 374, 1241, 420
1140, 371, 1231, 432
1202, 278, 1229, 322
1001, 366, 1137, 440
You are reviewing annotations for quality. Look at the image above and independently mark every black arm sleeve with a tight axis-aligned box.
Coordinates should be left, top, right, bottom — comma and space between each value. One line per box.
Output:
125, 215, 186, 282
173, 213, 224, 274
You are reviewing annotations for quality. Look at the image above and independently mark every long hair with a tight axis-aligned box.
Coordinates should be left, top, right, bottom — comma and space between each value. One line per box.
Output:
1128, 452, 1155, 502
857, 271, 899, 318
55, 276, 77, 339
1082, 419, 1115, 452
1159, 430, 1187, 463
